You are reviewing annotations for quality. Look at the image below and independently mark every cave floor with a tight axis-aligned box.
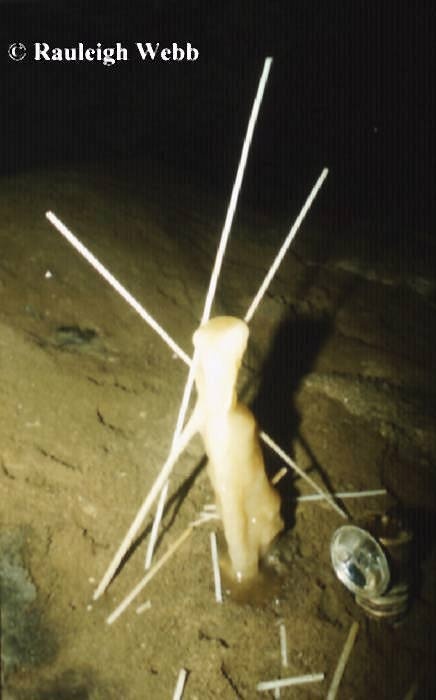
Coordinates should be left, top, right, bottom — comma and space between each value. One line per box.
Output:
1, 160, 435, 699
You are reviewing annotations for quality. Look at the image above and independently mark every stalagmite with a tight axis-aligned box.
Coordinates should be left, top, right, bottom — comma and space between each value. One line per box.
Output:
192, 316, 284, 581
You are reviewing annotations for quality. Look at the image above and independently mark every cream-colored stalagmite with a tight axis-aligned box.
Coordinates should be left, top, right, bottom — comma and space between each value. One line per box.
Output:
192, 316, 284, 581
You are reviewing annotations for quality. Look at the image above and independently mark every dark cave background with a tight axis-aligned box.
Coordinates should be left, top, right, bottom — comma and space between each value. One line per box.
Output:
0, 0, 434, 234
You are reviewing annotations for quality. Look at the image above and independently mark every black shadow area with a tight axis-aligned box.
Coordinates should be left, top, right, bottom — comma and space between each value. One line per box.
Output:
251, 310, 334, 529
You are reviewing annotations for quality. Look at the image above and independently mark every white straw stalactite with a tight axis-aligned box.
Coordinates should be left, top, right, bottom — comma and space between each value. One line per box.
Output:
244, 167, 329, 324
296, 488, 387, 502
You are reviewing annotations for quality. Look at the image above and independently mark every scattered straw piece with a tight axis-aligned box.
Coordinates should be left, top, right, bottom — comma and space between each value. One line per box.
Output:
173, 668, 188, 700
190, 512, 220, 528
271, 467, 288, 485
48, 153, 335, 598
257, 673, 325, 692
135, 600, 151, 615
279, 623, 288, 668
274, 622, 289, 698
45, 211, 191, 365
210, 531, 223, 603
106, 526, 192, 625
297, 489, 387, 502
326, 621, 359, 700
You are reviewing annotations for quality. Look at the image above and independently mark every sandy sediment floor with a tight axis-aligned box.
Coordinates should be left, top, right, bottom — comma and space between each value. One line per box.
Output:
1, 161, 435, 699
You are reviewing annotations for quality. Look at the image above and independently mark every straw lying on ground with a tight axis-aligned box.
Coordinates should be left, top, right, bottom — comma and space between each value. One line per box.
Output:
261, 431, 347, 519
135, 599, 151, 615
326, 621, 359, 700
279, 623, 288, 668
172, 669, 188, 700
210, 531, 223, 603
257, 673, 325, 692
274, 622, 289, 698
106, 526, 193, 625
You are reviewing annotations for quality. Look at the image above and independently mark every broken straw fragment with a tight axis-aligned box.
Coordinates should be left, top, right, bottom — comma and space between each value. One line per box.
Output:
47, 159, 334, 598
172, 668, 188, 700
273, 623, 289, 699
326, 621, 359, 700
210, 531, 223, 603
135, 599, 151, 615
271, 467, 287, 485
260, 431, 347, 519
145, 56, 273, 570
189, 512, 220, 528
256, 672, 325, 692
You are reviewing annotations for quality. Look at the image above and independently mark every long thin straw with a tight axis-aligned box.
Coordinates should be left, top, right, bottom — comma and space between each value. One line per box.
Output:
244, 167, 329, 323
326, 621, 359, 700
45, 211, 191, 365
257, 673, 324, 692
145, 57, 273, 568
279, 623, 288, 668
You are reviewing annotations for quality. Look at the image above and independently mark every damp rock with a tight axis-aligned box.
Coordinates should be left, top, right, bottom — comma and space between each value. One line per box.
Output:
53, 326, 97, 348
0, 528, 58, 678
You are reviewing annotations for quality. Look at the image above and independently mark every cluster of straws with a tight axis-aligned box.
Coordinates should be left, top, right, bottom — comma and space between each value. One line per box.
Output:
46, 57, 350, 615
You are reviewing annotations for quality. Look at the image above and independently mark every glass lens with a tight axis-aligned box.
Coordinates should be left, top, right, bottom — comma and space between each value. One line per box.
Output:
330, 525, 390, 598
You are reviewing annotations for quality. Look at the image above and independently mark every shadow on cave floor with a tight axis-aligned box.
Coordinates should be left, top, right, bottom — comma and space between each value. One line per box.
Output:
251, 309, 336, 529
